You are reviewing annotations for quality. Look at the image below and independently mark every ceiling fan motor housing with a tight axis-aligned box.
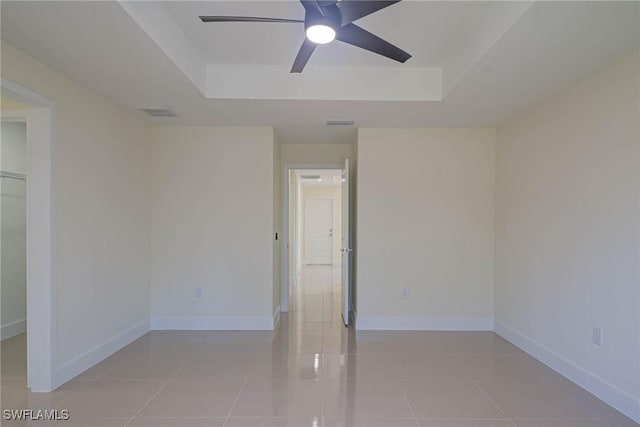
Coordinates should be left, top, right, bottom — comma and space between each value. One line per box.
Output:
304, 5, 341, 31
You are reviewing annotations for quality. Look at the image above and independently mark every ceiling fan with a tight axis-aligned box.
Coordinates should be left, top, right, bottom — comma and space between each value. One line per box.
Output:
199, 0, 411, 73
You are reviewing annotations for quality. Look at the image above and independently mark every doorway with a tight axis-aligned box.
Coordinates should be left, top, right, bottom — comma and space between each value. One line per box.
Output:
1, 81, 55, 392
1, 117, 28, 385
283, 164, 351, 325
293, 169, 342, 324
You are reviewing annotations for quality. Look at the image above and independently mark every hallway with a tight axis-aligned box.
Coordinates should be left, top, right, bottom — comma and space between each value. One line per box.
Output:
289, 265, 343, 325
1, 266, 637, 426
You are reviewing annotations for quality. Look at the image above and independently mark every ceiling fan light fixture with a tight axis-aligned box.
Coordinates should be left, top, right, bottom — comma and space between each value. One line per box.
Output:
200, 0, 411, 73
306, 23, 336, 44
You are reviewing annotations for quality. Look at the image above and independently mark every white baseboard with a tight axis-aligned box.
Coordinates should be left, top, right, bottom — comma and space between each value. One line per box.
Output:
151, 316, 274, 331
273, 305, 281, 329
53, 319, 150, 389
356, 316, 494, 331
495, 321, 640, 423
1, 318, 26, 340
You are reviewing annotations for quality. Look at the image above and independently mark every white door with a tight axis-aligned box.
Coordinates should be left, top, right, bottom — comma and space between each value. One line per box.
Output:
341, 159, 352, 326
304, 198, 333, 265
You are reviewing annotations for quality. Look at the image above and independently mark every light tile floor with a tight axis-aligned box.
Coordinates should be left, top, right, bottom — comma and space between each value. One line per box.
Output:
1, 266, 638, 426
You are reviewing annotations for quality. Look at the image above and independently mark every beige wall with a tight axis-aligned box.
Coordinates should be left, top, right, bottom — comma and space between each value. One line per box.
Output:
273, 135, 282, 316
356, 128, 496, 329
0, 96, 30, 110
281, 143, 353, 166
150, 126, 275, 328
495, 51, 640, 418
1, 42, 152, 380
288, 170, 298, 284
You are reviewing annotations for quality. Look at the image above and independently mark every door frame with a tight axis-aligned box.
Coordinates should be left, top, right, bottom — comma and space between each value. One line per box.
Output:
281, 163, 342, 312
1, 78, 55, 392
303, 197, 334, 265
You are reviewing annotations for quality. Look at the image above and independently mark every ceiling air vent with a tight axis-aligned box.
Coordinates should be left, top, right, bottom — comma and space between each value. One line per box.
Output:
325, 120, 355, 126
138, 107, 177, 117
300, 175, 322, 180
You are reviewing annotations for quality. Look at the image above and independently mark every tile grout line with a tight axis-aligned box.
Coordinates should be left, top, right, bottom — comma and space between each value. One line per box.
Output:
396, 380, 421, 427
122, 351, 199, 427
455, 354, 517, 426
473, 380, 518, 427
221, 350, 262, 427
320, 295, 328, 419
221, 377, 249, 427
50, 345, 163, 417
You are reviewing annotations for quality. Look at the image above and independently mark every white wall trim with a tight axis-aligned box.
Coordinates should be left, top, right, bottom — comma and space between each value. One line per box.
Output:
356, 316, 494, 331
495, 321, 640, 423
1, 79, 54, 108
151, 316, 275, 331
53, 319, 149, 390
1, 319, 27, 340
273, 305, 281, 330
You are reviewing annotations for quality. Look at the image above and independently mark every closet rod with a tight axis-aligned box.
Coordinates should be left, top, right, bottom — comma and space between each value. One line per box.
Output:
0, 171, 26, 181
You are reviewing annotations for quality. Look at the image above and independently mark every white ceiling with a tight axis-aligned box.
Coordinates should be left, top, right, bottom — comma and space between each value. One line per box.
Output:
1, 1, 638, 144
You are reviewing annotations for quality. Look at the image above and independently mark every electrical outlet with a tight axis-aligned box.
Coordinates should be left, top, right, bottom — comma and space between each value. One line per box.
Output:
194, 286, 203, 298
401, 288, 409, 300
592, 326, 603, 346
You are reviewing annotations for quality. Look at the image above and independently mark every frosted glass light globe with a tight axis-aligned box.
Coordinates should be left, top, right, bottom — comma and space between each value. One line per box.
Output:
306, 24, 336, 44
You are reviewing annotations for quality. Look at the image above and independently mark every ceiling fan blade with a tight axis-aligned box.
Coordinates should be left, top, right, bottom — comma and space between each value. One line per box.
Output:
317, 0, 339, 7
336, 23, 411, 63
199, 16, 303, 23
299, 0, 325, 17
336, 0, 401, 25
291, 38, 318, 73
